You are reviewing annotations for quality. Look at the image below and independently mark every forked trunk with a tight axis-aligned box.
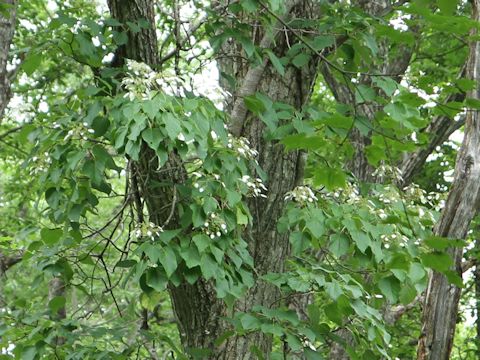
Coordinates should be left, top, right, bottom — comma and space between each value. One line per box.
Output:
417, 1, 480, 358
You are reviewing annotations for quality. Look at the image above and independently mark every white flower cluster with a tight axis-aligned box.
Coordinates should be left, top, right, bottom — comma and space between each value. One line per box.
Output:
325, 183, 361, 204
284, 186, 317, 204
240, 175, 267, 198
64, 121, 95, 142
29, 152, 52, 175
372, 164, 403, 183
191, 171, 206, 193
203, 212, 228, 239
191, 171, 227, 195
122, 59, 184, 100
381, 233, 410, 248
133, 222, 164, 241
122, 60, 158, 100
227, 135, 258, 160
403, 183, 445, 210
377, 186, 401, 205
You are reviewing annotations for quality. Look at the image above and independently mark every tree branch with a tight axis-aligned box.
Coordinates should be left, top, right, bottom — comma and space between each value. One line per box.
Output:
400, 65, 467, 186
229, 0, 301, 136
0, 251, 22, 274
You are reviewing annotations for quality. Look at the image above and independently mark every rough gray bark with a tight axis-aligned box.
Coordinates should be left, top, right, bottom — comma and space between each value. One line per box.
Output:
417, 2, 480, 358
0, 1, 19, 272
0, 0, 22, 280
475, 242, 480, 357
171, 2, 321, 357
0, 0, 16, 121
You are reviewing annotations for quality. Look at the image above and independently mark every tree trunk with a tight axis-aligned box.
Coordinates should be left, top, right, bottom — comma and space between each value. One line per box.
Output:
171, 2, 322, 357
475, 244, 480, 357
0, 0, 16, 122
107, 0, 321, 358
417, 2, 480, 358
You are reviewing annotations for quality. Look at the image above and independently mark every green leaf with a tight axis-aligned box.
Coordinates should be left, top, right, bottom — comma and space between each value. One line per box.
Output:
142, 128, 164, 150
236, 207, 249, 225
365, 144, 385, 166
373, 77, 398, 97
21, 346, 37, 360
346, 227, 370, 253
399, 283, 417, 305
292, 53, 310, 68
444, 270, 463, 288
240, 313, 261, 330
329, 233, 350, 257
306, 218, 325, 238
265, 49, 285, 76
49, 296, 66, 314
22, 53, 42, 75
115, 259, 137, 268
244, 95, 265, 114
286, 333, 303, 351
437, 0, 457, 14
313, 166, 347, 190
113, 31, 128, 45
91, 116, 110, 137
421, 252, 453, 272
409, 262, 426, 283
41, 228, 63, 246
158, 229, 181, 243
362, 33, 378, 55
355, 85, 376, 103
466, 98, 480, 109
260, 323, 284, 336
456, 78, 476, 91
162, 113, 182, 140
200, 254, 218, 280
289, 231, 310, 256
146, 267, 167, 291
325, 281, 343, 300
181, 247, 201, 268
193, 234, 211, 253
304, 348, 323, 360
424, 236, 465, 250
378, 276, 400, 303
311, 35, 335, 51
159, 247, 178, 278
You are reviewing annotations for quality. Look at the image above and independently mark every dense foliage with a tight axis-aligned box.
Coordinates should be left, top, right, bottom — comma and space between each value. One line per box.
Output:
1, 0, 480, 359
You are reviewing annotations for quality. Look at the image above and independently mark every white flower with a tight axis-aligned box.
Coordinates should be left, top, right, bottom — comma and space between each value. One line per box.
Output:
239, 176, 268, 198
284, 186, 317, 205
